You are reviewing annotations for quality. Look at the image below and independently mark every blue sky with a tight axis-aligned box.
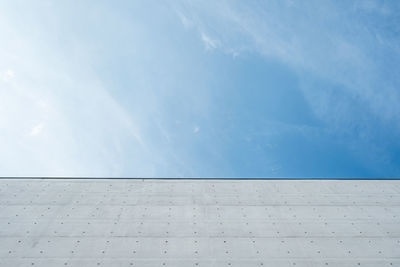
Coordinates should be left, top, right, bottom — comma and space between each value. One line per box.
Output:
1, 0, 400, 178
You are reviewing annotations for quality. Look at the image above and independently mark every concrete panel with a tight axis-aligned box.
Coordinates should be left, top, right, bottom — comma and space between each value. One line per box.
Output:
0, 179, 399, 267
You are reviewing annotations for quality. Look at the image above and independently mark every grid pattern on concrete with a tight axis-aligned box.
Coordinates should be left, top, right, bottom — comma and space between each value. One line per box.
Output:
0, 179, 399, 267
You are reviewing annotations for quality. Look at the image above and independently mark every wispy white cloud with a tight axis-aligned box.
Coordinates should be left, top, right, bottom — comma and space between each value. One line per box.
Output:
174, 9, 193, 28
1, 69, 14, 82
201, 32, 219, 50
29, 122, 44, 136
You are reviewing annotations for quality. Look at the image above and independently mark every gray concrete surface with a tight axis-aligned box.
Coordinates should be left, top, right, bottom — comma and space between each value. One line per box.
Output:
0, 178, 399, 267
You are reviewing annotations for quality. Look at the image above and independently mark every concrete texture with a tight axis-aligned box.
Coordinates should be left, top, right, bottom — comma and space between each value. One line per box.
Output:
0, 178, 399, 267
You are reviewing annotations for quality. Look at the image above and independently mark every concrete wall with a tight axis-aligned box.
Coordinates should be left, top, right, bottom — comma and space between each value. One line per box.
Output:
0, 179, 399, 266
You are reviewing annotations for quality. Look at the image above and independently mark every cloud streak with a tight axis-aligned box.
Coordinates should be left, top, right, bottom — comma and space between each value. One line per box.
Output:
173, 0, 400, 128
